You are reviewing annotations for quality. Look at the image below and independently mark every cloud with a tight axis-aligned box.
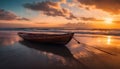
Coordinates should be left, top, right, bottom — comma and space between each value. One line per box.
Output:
23, 1, 77, 20
80, 17, 101, 21
113, 21, 120, 24
0, 9, 29, 21
63, 22, 92, 29
77, 0, 120, 14
18, 17, 29, 21
59, 0, 66, 3
0, 9, 17, 20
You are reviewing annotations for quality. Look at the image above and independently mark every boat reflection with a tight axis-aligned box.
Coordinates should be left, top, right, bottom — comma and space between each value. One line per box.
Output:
20, 40, 73, 58
19, 40, 88, 69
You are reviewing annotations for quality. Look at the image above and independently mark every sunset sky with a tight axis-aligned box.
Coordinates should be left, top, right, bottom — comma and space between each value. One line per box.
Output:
0, 0, 120, 29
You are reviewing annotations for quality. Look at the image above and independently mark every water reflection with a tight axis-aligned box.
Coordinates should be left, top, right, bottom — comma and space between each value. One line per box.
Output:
67, 35, 120, 69
19, 40, 88, 69
107, 36, 111, 45
1, 31, 120, 69
0, 32, 20, 46
97, 36, 112, 45
20, 41, 73, 58
75, 34, 120, 47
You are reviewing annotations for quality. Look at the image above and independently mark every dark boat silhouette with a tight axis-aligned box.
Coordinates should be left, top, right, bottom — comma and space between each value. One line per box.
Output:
18, 32, 74, 45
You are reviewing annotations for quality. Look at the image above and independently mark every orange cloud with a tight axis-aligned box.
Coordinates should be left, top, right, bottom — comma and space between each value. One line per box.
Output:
77, 0, 120, 14
80, 17, 99, 21
60, 0, 66, 3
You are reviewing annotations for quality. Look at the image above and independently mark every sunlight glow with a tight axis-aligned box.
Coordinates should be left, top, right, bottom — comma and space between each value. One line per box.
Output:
104, 18, 113, 24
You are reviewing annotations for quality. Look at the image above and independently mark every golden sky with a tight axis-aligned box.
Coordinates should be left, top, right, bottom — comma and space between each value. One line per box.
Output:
0, 0, 120, 29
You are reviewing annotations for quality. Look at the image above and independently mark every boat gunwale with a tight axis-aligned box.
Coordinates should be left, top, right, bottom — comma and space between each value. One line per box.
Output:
18, 32, 74, 45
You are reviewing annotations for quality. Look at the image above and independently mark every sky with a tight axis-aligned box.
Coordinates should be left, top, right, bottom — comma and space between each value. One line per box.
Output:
0, 0, 120, 29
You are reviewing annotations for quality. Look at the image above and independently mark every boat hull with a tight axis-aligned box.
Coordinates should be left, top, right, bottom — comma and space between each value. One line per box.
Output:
18, 32, 74, 45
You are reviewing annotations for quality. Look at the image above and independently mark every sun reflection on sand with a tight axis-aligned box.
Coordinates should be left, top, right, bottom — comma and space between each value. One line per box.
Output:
97, 36, 112, 45
96, 35, 113, 46
68, 34, 120, 60
107, 36, 111, 45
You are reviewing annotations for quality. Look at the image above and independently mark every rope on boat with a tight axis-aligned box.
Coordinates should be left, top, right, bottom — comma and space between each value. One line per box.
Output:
73, 37, 81, 44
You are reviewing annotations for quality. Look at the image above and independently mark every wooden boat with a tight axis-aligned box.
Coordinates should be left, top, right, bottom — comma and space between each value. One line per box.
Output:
18, 32, 74, 45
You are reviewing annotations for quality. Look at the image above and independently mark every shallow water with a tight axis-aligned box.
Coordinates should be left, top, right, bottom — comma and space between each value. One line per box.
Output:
0, 31, 120, 69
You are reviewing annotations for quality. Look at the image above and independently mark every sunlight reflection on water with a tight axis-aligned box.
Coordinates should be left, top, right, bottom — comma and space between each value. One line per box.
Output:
107, 36, 111, 45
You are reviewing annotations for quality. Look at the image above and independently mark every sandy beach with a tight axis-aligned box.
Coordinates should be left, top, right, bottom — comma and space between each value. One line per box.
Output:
0, 31, 120, 69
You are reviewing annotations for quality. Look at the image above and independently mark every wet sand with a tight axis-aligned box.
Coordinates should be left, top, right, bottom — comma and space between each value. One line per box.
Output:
0, 31, 120, 69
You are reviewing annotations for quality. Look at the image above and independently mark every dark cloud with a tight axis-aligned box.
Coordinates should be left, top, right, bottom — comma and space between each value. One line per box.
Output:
0, 9, 17, 20
80, 17, 101, 21
63, 22, 92, 29
0, 9, 29, 21
77, 0, 120, 14
23, 1, 77, 20
18, 17, 30, 21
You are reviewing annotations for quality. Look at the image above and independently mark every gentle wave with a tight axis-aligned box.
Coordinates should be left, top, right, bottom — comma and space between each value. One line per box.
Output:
1, 28, 120, 36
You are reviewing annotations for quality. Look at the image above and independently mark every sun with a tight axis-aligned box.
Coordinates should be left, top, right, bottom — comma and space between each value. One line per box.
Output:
104, 18, 113, 24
